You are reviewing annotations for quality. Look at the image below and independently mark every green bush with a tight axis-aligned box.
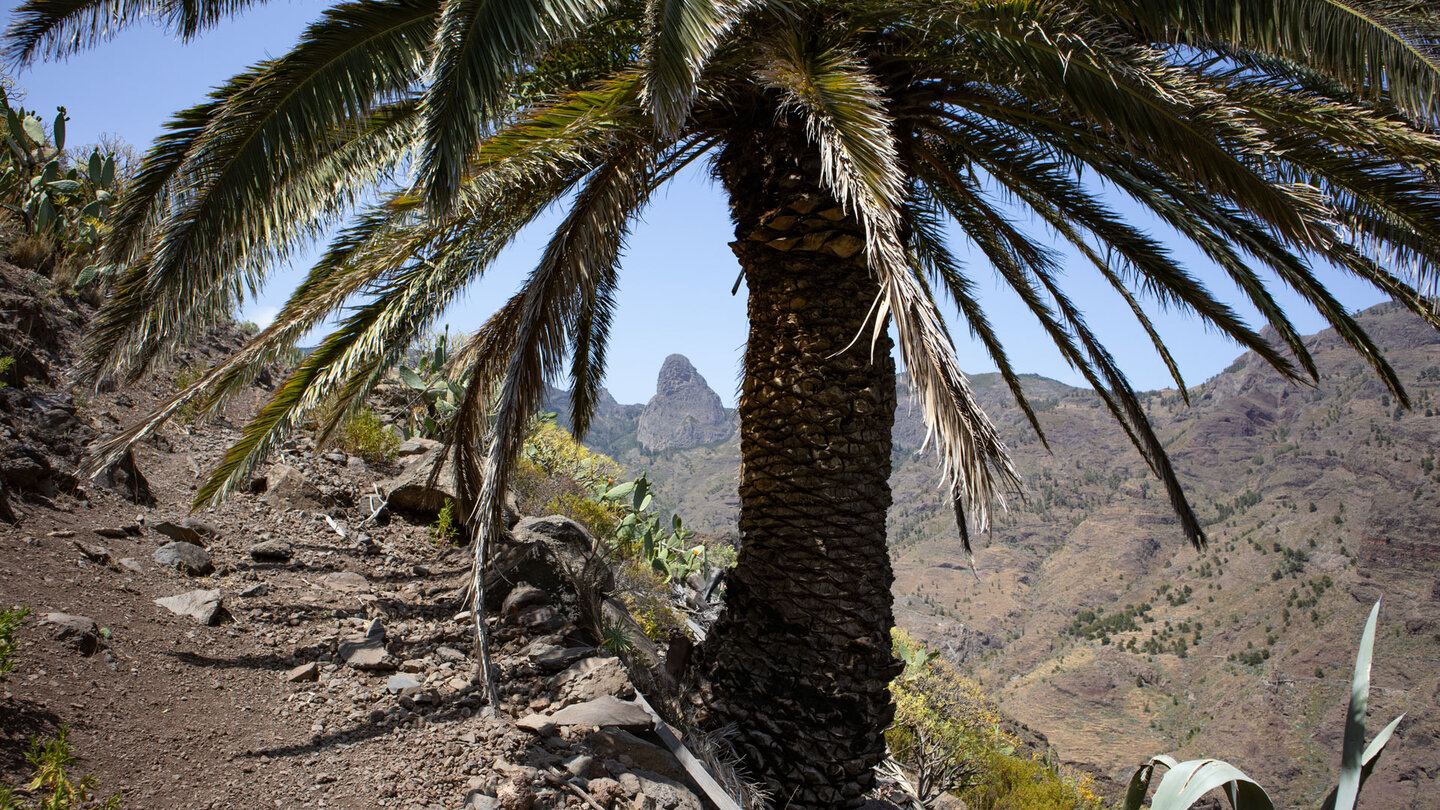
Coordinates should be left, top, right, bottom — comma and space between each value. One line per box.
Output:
888, 629, 1102, 810
0, 606, 30, 683
0, 726, 121, 809
431, 499, 460, 545
963, 752, 1104, 810
0, 356, 13, 388
337, 407, 398, 463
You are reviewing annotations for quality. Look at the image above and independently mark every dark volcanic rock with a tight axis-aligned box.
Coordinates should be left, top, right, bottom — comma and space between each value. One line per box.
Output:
635, 354, 732, 452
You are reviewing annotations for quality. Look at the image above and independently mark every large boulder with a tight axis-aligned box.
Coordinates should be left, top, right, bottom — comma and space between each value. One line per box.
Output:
378, 440, 455, 513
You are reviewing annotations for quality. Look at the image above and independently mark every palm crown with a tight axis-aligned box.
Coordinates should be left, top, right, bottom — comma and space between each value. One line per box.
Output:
11, 0, 1440, 804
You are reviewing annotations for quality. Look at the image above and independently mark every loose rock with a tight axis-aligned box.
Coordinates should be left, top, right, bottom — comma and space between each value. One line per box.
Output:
501, 583, 547, 617
322, 570, 369, 593
517, 696, 653, 734
248, 540, 293, 562
155, 589, 228, 625
339, 619, 391, 670
266, 464, 325, 509
153, 518, 219, 546
153, 541, 214, 576
385, 674, 422, 695
41, 612, 100, 655
285, 662, 320, 683
72, 539, 111, 565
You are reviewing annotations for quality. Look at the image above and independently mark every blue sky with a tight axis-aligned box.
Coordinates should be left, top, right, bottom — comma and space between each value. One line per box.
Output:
5, 0, 1389, 407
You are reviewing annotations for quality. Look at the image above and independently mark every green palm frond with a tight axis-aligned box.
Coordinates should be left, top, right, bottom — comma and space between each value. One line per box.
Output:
87, 0, 437, 384
101, 75, 250, 272
642, 0, 745, 135
456, 137, 663, 523
84, 195, 427, 479
419, 0, 611, 213
5, 0, 266, 64
904, 189, 1051, 448
1110, 0, 1440, 123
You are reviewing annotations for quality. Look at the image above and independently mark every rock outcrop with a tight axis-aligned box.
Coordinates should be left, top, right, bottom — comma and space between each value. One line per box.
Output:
636, 355, 732, 452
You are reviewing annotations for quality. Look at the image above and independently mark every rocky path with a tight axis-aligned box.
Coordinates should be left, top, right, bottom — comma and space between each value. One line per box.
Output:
1, 403, 717, 810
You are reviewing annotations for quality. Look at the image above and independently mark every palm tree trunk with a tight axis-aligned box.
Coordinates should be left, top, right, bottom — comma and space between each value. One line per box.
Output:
689, 127, 902, 808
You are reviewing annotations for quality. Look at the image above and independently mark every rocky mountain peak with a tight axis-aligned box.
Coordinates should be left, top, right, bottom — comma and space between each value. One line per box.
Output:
636, 354, 733, 452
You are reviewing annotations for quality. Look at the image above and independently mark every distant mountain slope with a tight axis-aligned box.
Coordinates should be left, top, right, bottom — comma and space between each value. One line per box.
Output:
553, 303, 1440, 808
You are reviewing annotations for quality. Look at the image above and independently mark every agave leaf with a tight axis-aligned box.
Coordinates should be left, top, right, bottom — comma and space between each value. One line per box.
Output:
1147, 757, 1274, 810
1320, 713, 1406, 810
1122, 759, 1158, 810
1330, 599, 1384, 810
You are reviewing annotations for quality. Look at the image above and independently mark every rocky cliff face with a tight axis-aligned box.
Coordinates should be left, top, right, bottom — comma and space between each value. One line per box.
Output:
635, 354, 734, 452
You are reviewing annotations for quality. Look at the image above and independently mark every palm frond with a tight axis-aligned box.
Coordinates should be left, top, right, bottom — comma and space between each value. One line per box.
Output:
642, 0, 744, 135
904, 189, 1051, 447
6, 0, 267, 64
919, 152, 1205, 546
88, 0, 437, 384
1109, 0, 1440, 123
84, 195, 427, 479
418, 0, 609, 213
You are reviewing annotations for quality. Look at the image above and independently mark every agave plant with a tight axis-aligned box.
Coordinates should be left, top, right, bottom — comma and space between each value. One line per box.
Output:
1123, 600, 1403, 810
11, 0, 1440, 804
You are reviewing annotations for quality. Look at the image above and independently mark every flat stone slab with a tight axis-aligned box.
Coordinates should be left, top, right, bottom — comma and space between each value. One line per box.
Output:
153, 518, 219, 546
517, 696, 653, 734
153, 541, 214, 576
285, 662, 320, 683
339, 619, 390, 670
385, 674, 422, 694
248, 540, 293, 562
155, 589, 228, 625
322, 571, 369, 592
525, 640, 592, 673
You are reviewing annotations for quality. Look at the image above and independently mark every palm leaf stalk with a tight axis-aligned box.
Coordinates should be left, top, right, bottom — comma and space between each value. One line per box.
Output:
22, 0, 1440, 804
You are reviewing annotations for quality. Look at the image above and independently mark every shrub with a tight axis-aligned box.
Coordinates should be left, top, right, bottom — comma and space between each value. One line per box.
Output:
888, 628, 1011, 802
171, 364, 209, 425
888, 629, 1102, 810
963, 752, 1104, 810
431, 499, 460, 545
0, 726, 122, 809
337, 407, 398, 463
615, 560, 685, 642
0, 606, 30, 683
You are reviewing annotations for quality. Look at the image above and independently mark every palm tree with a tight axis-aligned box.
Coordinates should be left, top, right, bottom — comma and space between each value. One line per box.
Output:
11, 0, 1440, 804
